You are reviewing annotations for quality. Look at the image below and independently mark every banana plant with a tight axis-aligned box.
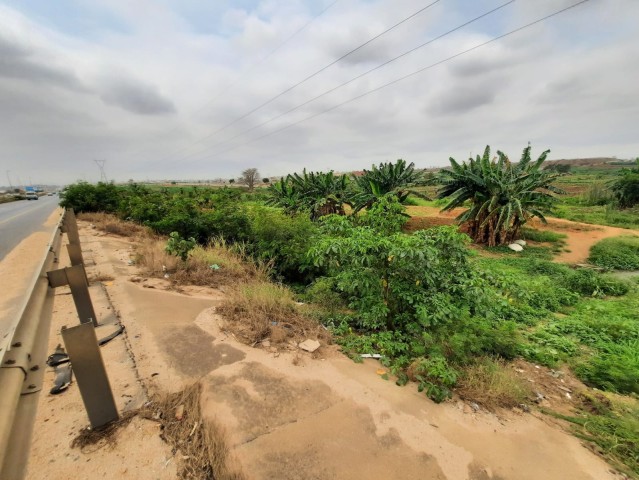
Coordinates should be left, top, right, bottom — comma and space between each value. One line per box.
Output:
350, 159, 429, 213
437, 145, 565, 246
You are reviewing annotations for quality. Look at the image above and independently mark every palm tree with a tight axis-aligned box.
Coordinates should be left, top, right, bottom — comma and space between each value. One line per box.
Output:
350, 159, 428, 213
266, 170, 351, 220
437, 145, 564, 246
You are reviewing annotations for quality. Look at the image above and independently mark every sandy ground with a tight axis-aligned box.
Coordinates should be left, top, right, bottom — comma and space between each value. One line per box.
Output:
20, 221, 627, 479
405, 205, 639, 264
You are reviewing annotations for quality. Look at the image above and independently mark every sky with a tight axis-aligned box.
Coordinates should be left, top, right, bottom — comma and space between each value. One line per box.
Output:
0, 0, 637, 185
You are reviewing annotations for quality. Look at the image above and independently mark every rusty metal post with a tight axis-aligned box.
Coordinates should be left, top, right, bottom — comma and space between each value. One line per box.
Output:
62, 208, 81, 246
47, 265, 98, 327
62, 323, 118, 428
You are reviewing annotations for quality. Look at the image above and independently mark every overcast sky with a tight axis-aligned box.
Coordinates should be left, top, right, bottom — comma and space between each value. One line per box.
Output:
0, 0, 637, 185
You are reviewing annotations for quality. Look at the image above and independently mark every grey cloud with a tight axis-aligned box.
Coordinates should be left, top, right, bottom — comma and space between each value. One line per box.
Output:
98, 77, 176, 115
0, 35, 86, 91
429, 86, 496, 115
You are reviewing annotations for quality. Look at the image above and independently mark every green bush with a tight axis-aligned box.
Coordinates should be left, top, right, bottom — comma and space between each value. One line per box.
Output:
60, 182, 120, 213
247, 206, 317, 282
588, 236, 639, 270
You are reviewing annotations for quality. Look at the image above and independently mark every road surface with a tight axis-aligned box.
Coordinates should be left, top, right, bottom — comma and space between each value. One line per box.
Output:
0, 196, 60, 260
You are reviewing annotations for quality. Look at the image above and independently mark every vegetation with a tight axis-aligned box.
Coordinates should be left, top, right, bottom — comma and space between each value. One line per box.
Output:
63, 153, 639, 474
437, 145, 564, 246
351, 159, 427, 213
239, 168, 260, 191
611, 159, 639, 208
588, 236, 639, 270
266, 170, 350, 219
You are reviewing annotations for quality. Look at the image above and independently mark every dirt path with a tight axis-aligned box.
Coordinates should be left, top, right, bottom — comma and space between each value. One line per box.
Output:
22, 222, 624, 479
406, 205, 639, 264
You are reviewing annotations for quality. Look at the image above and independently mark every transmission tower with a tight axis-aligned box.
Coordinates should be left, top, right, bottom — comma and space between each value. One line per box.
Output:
94, 159, 108, 182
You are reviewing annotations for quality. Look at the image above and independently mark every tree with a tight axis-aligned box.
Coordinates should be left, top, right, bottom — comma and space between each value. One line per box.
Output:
229, 178, 235, 184
610, 159, 639, 208
239, 168, 260, 191
350, 159, 428, 213
266, 170, 351, 220
437, 145, 564, 246
262, 177, 270, 184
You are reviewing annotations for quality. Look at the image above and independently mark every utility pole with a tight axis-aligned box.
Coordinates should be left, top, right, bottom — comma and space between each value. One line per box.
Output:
94, 159, 108, 182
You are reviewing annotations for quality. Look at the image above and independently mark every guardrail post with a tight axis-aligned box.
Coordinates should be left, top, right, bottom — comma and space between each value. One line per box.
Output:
62, 209, 81, 247
61, 323, 118, 428
47, 265, 98, 327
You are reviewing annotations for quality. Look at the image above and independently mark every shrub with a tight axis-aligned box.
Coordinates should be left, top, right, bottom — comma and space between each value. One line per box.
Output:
60, 182, 120, 213
588, 236, 639, 270
457, 358, 532, 409
217, 281, 329, 346
246, 206, 317, 282
166, 232, 196, 261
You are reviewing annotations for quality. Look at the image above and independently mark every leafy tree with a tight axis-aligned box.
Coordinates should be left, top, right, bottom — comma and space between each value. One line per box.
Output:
437, 145, 564, 246
266, 170, 350, 220
610, 159, 639, 208
262, 177, 270, 184
350, 159, 428, 213
229, 178, 235, 184
239, 168, 260, 191
59, 181, 120, 213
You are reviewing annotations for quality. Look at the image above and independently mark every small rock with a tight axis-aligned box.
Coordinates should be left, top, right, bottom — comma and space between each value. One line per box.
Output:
470, 402, 480, 412
262, 340, 271, 348
533, 392, 545, 404
514, 239, 527, 246
519, 403, 531, 413
508, 243, 524, 252
175, 404, 185, 420
298, 339, 320, 353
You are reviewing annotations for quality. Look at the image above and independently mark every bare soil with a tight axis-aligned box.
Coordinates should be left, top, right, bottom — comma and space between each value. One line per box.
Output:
20, 219, 627, 480
406, 205, 639, 264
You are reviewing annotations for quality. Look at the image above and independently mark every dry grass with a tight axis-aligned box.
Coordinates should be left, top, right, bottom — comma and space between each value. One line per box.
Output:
78, 212, 151, 238
72, 383, 245, 480
457, 358, 533, 409
90, 271, 115, 282
218, 280, 330, 347
135, 237, 266, 288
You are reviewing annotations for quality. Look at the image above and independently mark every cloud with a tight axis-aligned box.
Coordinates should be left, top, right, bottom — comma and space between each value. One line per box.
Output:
0, 0, 638, 185
429, 84, 497, 115
0, 34, 86, 91
97, 75, 176, 115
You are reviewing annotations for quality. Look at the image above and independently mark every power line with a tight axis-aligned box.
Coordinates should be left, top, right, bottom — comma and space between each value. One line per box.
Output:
188, 0, 591, 163
173, 0, 515, 163
153, 0, 442, 163
125, 1, 341, 161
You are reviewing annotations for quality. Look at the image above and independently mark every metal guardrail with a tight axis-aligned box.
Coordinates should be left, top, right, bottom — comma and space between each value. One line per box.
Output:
0, 209, 65, 479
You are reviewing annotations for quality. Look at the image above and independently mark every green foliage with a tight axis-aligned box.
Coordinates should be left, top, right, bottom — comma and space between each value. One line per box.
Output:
357, 194, 408, 234
552, 202, 639, 229
266, 170, 350, 220
413, 356, 459, 403
520, 227, 567, 244
60, 182, 120, 213
350, 159, 428, 213
165, 232, 196, 261
437, 145, 564, 246
610, 159, 639, 208
548, 393, 639, 477
246, 206, 318, 281
589, 236, 639, 270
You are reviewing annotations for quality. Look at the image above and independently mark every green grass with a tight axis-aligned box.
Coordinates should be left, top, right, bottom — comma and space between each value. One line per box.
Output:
520, 227, 567, 244
589, 236, 639, 270
544, 393, 639, 478
553, 202, 639, 229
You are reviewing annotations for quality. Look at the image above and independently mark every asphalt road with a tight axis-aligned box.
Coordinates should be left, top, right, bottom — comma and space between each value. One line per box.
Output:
0, 196, 60, 260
